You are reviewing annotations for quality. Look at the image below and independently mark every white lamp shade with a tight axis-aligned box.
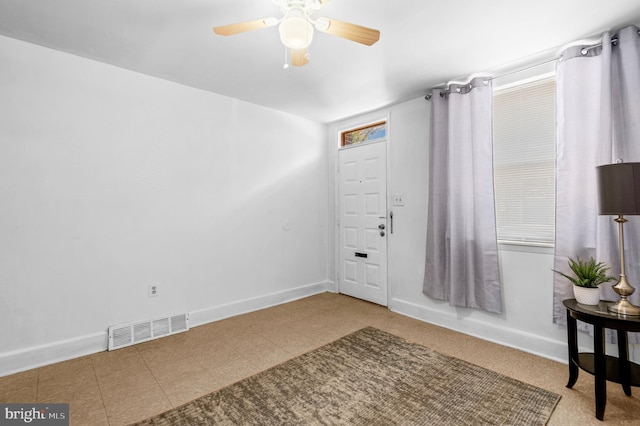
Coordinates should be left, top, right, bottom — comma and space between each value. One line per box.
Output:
279, 16, 314, 49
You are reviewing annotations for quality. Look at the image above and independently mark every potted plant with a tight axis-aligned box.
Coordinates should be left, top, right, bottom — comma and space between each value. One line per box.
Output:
553, 257, 616, 305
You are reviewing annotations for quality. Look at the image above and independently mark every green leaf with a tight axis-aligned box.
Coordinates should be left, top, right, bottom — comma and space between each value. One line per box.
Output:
552, 256, 617, 288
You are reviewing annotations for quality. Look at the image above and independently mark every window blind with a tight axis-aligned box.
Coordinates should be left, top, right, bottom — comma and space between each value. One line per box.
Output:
493, 77, 556, 245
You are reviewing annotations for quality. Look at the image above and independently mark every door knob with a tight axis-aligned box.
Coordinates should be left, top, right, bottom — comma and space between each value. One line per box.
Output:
380, 230, 385, 237
378, 224, 385, 230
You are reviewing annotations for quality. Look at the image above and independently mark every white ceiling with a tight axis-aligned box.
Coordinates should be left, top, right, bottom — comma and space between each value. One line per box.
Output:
1, 0, 640, 123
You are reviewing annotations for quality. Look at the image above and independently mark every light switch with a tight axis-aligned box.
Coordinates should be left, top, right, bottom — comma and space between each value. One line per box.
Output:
393, 194, 405, 206
393, 193, 405, 206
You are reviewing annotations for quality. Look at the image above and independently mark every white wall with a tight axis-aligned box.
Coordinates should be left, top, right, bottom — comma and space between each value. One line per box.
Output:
0, 35, 330, 376
328, 97, 572, 363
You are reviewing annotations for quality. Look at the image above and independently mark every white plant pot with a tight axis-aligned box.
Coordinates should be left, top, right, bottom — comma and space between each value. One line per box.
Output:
573, 285, 601, 305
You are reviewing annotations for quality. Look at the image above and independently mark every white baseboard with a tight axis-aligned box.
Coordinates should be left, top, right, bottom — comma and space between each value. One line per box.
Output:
189, 281, 329, 327
0, 280, 330, 378
0, 332, 108, 378
388, 297, 568, 364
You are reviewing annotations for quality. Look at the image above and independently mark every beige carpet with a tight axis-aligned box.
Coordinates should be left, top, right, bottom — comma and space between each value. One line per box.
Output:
132, 327, 560, 425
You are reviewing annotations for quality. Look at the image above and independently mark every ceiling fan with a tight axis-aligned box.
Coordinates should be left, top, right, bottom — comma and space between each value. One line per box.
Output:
213, 0, 380, 67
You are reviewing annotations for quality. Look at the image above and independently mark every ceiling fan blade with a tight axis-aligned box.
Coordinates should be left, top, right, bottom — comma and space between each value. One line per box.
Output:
291, 48, 309, 67
213, 18, 277, 36
316, 18, 380, 46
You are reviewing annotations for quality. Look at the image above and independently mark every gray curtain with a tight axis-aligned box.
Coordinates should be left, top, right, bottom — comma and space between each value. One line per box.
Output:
423, 77, 502, 314
554, 25, 640, 342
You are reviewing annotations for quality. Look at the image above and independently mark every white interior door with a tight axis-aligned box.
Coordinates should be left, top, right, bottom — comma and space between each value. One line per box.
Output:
338, 141, 388, 306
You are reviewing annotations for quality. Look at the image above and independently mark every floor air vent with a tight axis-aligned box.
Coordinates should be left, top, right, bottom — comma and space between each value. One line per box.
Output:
108, 313, 189, 351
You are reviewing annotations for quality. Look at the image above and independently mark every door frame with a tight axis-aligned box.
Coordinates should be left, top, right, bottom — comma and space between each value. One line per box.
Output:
334, 115, 391, 306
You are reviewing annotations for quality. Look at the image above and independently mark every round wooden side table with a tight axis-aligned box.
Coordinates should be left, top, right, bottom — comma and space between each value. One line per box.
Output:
563, 299, 640, 420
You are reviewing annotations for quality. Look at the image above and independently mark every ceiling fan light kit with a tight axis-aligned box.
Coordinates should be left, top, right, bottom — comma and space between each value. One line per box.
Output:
213, 0, 380, 67
279, 10, 314, 49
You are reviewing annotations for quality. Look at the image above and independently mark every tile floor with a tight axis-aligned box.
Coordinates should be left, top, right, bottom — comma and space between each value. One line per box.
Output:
1, 292, 639, 425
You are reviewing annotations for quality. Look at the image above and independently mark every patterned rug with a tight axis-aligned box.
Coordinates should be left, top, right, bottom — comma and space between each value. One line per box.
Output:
132, 327, 560, 425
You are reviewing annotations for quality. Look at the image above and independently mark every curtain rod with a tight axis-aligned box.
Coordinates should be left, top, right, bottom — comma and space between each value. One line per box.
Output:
425, 28, 640, 101
424, 57, 558, 100
487, 57, 559, 83
577, 28, 639, 55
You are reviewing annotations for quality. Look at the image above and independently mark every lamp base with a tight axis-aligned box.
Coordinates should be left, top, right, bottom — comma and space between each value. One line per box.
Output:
608, 299, 640, 316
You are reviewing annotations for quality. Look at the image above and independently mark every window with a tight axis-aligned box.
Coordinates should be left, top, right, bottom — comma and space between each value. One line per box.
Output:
493, 76, 556, 246
341, 121, 386, 147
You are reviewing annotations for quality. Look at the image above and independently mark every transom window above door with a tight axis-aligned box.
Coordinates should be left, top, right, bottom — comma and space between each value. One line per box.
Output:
341, 121, 387, 147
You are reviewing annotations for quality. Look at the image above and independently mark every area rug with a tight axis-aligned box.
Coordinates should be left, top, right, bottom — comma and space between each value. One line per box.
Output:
132, 327, 560, 425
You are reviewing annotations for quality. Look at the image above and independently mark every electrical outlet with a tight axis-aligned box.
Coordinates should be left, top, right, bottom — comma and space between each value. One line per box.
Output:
148, 284, 159, 297
393, 193, 405, 206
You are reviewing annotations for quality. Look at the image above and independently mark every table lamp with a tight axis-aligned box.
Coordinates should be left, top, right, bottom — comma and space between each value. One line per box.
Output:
596, 162, 640, 316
